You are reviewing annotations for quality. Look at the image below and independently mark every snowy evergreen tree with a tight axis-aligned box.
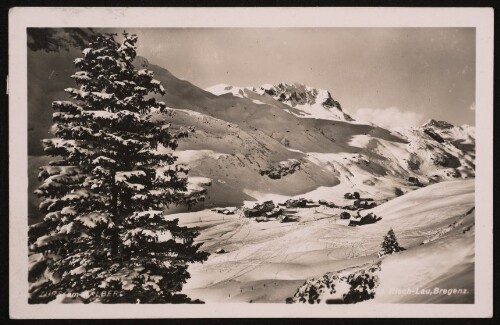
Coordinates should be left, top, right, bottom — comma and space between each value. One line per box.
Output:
28, 32, 209, 303
378, 228, 405, 258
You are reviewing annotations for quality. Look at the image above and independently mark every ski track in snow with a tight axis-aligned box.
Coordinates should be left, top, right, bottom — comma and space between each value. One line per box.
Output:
173, 179, 474, 303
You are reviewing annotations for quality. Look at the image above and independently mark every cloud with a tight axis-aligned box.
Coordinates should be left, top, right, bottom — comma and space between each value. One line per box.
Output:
469, 101, 475, 111
351, 107, 424, 130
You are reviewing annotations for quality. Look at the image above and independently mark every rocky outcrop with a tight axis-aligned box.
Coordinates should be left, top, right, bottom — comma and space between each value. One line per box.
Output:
261, 83, 333, 108
408, 176, 422, 186
423, 128, 445, 143
254, 82, 354, 121
430, 152, 460, 168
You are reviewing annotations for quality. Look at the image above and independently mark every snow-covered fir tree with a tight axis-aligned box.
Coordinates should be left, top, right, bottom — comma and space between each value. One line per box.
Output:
378, 228, 405, 258
28, 32, 209, 303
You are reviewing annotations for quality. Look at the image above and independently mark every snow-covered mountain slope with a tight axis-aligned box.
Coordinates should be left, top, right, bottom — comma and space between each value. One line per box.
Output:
394, 120, 475, 180
423, 119, 475, 150
205, 82, 354, 122
27, 45, 476, 220
170, 179, 474, 303
204, 83, 249, 99
148, 104, 475, 216
148, 107, 340, 214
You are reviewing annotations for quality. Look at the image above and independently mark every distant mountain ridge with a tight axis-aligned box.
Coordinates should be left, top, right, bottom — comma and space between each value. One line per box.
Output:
205, 82, 354, 122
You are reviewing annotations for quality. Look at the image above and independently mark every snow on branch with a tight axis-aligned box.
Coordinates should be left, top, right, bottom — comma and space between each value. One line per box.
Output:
75, 211, 113, 228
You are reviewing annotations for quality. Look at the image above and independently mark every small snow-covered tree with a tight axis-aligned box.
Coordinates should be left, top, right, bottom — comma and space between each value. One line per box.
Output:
378, 228, 405, 258
28, 32, 209, 303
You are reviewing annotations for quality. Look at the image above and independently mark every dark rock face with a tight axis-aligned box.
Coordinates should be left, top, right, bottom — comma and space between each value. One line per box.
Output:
424, 129, 445, 143
408, 176, 422, 186
259, 82, 354, 121
444, 169, 461, 178
262, 83, 319, 106
322, 95, 343, 110
406, 156, 421, 171
394, 187, 404, 196
423, 119, 454, 129
430, 152, 461, 168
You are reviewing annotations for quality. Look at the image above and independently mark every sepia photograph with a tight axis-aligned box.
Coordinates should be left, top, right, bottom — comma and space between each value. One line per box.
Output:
9, 7, 493, 318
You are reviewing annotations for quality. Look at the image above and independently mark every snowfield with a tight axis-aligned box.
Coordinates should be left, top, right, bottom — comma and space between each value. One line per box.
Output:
165, 179, 474, 303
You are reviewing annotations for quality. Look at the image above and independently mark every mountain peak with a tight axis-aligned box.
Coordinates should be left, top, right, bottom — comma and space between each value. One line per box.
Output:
255, 83, 354, 122
257, 82, 337, 108
205, 81, 354, 122
422, 119, 454, 129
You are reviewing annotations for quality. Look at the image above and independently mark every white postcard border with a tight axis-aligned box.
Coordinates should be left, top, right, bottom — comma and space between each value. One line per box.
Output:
9, 7, 493, 318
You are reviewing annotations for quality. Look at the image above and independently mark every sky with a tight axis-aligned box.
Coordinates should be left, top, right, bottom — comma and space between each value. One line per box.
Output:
119, 28, 475, 127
